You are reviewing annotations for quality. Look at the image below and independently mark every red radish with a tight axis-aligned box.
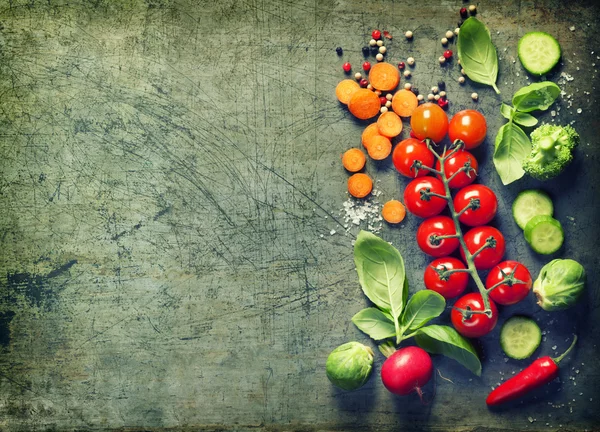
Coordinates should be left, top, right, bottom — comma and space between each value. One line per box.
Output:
381, 346, 433, 400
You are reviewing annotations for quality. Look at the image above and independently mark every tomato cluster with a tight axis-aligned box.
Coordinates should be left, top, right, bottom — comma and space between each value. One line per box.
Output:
395, 105, 532, 338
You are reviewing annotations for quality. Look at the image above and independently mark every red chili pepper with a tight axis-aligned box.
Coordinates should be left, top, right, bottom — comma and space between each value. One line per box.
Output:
486, 336, 577, 406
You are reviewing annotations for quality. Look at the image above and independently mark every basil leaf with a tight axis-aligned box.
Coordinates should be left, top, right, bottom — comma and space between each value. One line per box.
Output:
415, 325, 482, 376
512, 82, 561, 112
493, 122, 531, 185
512, 112, 538, 127
400, 290, 446, 332
354, 231, 406, 342
500, 103, 514, 120
352, 308, 396, 340
457, 17, 500, 94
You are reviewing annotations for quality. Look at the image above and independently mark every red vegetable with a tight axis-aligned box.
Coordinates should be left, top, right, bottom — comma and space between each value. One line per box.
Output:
381, 346, 433, 399
486, 336, 578, 406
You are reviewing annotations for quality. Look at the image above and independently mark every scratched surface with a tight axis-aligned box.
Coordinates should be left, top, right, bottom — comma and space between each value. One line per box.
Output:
0, 0, 599, 430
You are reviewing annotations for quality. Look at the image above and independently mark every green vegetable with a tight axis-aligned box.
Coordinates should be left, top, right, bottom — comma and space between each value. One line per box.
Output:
518, 32, 561, 76
326, 342, 374, 391
512, 112, 538, 127
500, 316, 542, 360
524, 215, 564, 255
351, 308, 396, 341
522, 123, 580, 180
512, 82, 561, 113
400, 290, 445, 333
414, 325, 482, 376
512, 189, 554, 230
533, 259, 586, 311
457, 17, 500, 94
493, 122, 531, 185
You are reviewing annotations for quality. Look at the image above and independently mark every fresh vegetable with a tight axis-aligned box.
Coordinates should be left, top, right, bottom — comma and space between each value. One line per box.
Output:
342, 148, 367, 172
417, 216, 459, 257
522, 123, 580, 180
377, 111, 403, 137
453, 184, 498, 227
382, 200, 406, 224
500, 316, 541, 360
457, 17, 500, 94
448, 109, 487, 149
347, 173, 373, 198
451, 293, 498, 338
348, 88, 382, 119
486, 336, 577, 406
518, 31, 561, 76
533, 259, 586, 311
381, 346, 433, 398
523, 215, 564, 255
361, 123, 381, 149
410, 103, 449, 143
392, 138, 435, 178
403, 177, 448, 218
436, 150, 478, 188
391, 89, 419, 117
512, 82, 561, 113
512, 189, 554, 230
365, 135, 392, 160
335, 79, 360, 104
424, 257, 469, 299
326, 342, 374, 391
461, 226, 505, 270
487, 261, 532, 306
369, 62, 400, 91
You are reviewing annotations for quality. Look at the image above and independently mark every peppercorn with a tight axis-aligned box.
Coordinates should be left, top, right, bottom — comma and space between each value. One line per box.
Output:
404, 83, 412, 90
469, 4, 477, 14
385, 100, 392, 108
445, 30, 454, 39
438, 81, 446, 90
376, 53, 384, 62
471, 92, 479, 101
443, 50, 453, 60
407, 57, 415, 66
397, 62, 406, 70
405, 30, 413, 39
403, 70, 411, 78
372, 29, 382, 40
439, 56, 446, 65
378, 46, 387, 54
380, 106, 388, 113
363, 61, 371, 72
369, 39, 377, 47
438, 98, 449, 109
362, 46, 370, 56
441, 37, 448, 46
411, 87, 419, 95
386, 93, 393, 100
359, 78, 368, 87
335, 47, 343, 55
376, 40, 384, 47
379, 96, 387, 106
460, 7, 468, 18
416, 94, 424, 102
355, 72, 362, 80
342, 62, 351, 73
458, 76, 466, 84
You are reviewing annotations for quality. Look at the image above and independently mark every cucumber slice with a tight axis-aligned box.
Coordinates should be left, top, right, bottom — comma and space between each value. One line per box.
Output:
512, 189, 554, 230
524, 215, 564, 254
500, 316, 542, 360
518, 32, 561, 76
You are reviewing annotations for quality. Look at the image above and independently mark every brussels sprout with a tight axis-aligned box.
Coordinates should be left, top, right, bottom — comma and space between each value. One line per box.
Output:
533, 259, 586, 311
326, 342, 374, 391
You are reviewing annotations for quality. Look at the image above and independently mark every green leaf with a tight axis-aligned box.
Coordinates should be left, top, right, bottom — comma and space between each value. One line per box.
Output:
354, 231, 407, 343
500, 103, 514, 120
400, 290, 446, 333
512, 82, 561, 113
352, 308, 396, 340
457, 17, 500, 94
415, 325, 482, 376
512, 112, 539, 127
493, 122, 531, 185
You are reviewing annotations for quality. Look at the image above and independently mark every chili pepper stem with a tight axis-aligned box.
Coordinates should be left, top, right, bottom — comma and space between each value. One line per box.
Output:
553, 335, 578, 365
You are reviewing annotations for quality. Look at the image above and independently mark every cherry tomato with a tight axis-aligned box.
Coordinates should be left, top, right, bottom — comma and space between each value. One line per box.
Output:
461, 226, 506, 270
416, 216, 459, 257
410, 103, 449, 143
392, 138, 435, 178
436, 150, 479, 189
451, 293, 498, 338
453, 184, 498, 227
424, 257, 469, 299
448, 109, 487, 149
486, 260, 533, 306
403, 177, 447, 218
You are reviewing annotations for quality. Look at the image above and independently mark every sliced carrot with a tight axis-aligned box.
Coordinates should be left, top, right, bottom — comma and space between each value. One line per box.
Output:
347, 173, 373, 198
365, 134, 392, 160
361, 123, 381, 149
382, 200, 406, 224
342, 148, 367, 172
391, 89, 419, 117
369, 62, 400, 91
336, 79, 360, 105
377, 111, 403, 138
348, 89, 381, 120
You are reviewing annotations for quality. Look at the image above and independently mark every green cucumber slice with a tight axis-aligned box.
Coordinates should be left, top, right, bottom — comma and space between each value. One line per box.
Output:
524, 215, 564, 254
500, 316, 542, 360
518, 32, 561, 76
512, 189, 554, 230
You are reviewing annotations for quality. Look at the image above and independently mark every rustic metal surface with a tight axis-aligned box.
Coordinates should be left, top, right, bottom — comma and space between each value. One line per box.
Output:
0, 0, 599, 430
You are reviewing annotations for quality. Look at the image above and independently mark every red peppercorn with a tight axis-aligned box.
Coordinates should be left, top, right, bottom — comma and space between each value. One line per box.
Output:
443, 50, 453, 60
460, 7, 468, 18
359, 78, 369, 88
438, 98, 449, 109
372, 29, 381, 40
398, 62, 406, 70
343, 62, 352, 73
379, 96, 387, 106
363, 61, 371, 72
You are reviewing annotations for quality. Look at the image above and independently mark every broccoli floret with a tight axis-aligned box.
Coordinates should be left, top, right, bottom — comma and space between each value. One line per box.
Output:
522, 123, 580, 180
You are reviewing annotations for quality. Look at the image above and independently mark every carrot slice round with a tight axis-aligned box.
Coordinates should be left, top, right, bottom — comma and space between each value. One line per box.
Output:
377, 111, 403, 138
382, 200, 407, 224
348, 173, 373, 198
348, 89, 381, 120
365, 134, 392, 160
342, 148, 367, 172
369, 62, 400, 91
336, 79, 360, 105
392, 89, 419, 117
361, 123, 381, 149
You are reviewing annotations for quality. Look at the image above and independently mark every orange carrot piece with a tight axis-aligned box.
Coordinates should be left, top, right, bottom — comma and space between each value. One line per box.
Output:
377, 111, 403, 138
347, 173, 373, 198
365, 134, 392, 160
348, 89, 381, 120
368, 62, 400, 91
342, 148, 367, 172
361, 123, 381, 149
382, 200, 407, 224
391, 89, 419, 117
336, 79, 360, 105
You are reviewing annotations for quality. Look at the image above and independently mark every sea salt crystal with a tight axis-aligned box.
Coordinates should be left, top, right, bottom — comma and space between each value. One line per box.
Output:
577, 108, 582, 114
551, 110, 556, 117
330, 229, 336, 235
570, 26, 576, 31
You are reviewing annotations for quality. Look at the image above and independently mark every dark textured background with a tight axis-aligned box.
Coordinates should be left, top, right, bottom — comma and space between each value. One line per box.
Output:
0, 0, 599, 430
